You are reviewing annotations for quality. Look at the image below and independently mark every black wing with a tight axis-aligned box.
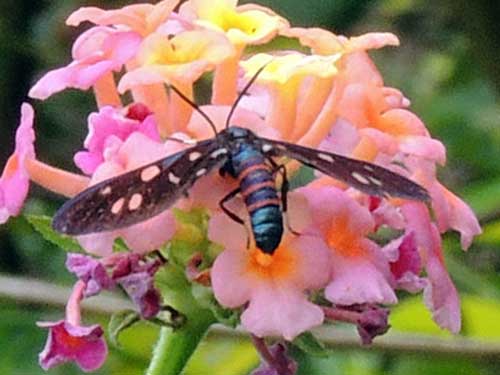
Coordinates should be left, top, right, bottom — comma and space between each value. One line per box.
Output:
53, 139, 229, 235
260, 138, 430, 201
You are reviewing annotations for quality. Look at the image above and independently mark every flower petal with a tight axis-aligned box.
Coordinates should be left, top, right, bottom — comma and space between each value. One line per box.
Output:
0, 103, 35, 223
326, 253, 397, 305
29, 28, 141, 100
242, 286, 324, 341
38, 320, 107, 372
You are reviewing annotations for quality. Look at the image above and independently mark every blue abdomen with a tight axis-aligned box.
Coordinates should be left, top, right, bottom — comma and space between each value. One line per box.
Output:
231, 144, 283, 254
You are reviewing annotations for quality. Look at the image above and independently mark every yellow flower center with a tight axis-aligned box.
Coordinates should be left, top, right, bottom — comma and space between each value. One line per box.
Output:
214, 9, 261, 35
246, 238, 297, 281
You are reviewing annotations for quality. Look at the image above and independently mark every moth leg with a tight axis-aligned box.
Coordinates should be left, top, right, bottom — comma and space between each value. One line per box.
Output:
219, 188, 251, 248
268, 159, 301, 236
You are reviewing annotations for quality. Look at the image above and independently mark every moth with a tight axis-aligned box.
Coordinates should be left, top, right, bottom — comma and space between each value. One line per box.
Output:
53, 67, 429, 254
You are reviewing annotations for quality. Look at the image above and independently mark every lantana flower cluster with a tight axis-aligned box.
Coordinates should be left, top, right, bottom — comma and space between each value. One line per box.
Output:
1, 0, 481, 372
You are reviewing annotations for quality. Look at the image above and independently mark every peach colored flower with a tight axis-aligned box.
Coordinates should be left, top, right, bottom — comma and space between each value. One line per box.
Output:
29, 27, 141, 107
0, 103, 35, 223
240, 52, 340, 139
119, 29, 234, 134
120, 30, 234, 88
66, 0, 180, 36
283, 27, 400, 56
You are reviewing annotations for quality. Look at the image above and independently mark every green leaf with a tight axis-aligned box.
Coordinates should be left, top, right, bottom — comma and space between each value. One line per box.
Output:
25, 214, 84, 252
292, 332, 331, 357
462, 295, 500, 339
390, 296, 450, 335
108, 310, 141, 347
169, 208, 211, 266
191, 284, 240, 327
462, 177, 500, 221
185, 336, 258, 375
25, 214, 131, 253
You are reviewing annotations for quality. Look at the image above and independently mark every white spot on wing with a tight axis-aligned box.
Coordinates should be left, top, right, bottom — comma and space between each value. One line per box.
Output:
196, 168, 207, 177
168, 172, 181, 184
101, 186, 112, 195
352, 172, 370, 185
189, 151, 202, 161
363, 165, 375, 172
210, 148, 228, 159
318, 153, 335, 163
262, 144, 273, 153
369, 176, 383, 186
128, 194, 143, 211
141, 166, 161, 182
111, 198, 125, 214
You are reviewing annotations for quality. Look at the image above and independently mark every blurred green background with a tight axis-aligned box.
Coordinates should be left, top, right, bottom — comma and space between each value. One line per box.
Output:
1, 0, 500, 374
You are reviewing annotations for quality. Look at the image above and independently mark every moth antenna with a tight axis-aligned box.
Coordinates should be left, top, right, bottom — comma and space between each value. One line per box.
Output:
225, 62, 270, 129
165, 136, 197, 145
168, 84, 218, 137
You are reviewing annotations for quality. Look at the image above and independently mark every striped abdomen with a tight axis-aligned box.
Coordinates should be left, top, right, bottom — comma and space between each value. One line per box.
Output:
232, 145, 283, 254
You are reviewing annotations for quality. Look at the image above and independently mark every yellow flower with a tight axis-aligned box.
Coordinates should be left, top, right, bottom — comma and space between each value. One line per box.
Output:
240, 52, 340, 139
283, 27, 399, 55
119, 30, 234, 135
181, 0, 288, 45
180, 0, 289, 104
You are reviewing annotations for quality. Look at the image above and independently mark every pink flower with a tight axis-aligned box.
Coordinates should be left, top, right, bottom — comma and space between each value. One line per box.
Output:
430, 182, 481, 250
210, 203, 330, 340
383, 233, 427, 293
300, 185, 397, 305
38, 321, 107, 372
323, 304, 390, 345
111, 253, 162, 318
29, 27, 141, 101
402, 202, 461, 333
66, 253, 115, 297
66, 0, 179, 37
77, 132, 187, 255
67, 253, 162, 318
0, 103, 35, 223
74, 105, 160, 175
38, 281, 108, 372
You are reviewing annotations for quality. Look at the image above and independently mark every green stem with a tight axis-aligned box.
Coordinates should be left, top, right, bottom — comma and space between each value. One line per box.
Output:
146, 311, 215, 375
